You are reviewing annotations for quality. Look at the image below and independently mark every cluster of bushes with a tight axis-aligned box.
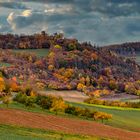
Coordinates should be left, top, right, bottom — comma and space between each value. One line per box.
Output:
65, 105, 112, 122
14, 93, 36, 107
85, 98, 140, 108
14, 93, 112, 122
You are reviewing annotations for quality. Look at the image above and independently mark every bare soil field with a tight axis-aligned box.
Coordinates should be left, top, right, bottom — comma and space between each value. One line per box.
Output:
39, 90, 89, 102
0, 109, 140, 140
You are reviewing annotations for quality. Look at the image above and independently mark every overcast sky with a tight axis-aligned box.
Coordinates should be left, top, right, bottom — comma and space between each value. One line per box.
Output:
0, 0, 140, 45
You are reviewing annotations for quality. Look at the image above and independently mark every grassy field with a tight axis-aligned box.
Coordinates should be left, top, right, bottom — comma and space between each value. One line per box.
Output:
13, 49, 49, 57
0, 103, 110, 140
0, 62, 11, 67
0, 124, 101, 140
70, 102, 140, 132
0, 101, 140, 133
122, 99, 140, 103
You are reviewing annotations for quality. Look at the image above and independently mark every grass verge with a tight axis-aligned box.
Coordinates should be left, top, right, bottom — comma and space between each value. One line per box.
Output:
0, 124, 105, 140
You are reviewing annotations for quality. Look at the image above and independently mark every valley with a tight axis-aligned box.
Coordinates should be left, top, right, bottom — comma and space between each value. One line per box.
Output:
0, 1, 140, 139
0, 33, 140, 140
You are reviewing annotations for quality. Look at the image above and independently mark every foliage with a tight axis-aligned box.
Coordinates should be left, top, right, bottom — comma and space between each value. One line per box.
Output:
14, 93, 27, 104
66, 43, 76, 51
48, 65, 54, 71
109, 80, 118, 90
77, 83, 86, 91
0, 77, 5, 92
50, 97, 67, 114
25, 96, 36, 107
54, 45, 62, 49
94, 112, 112, 122
125, 83, 137, 94
14, 93, 112, 122
2, 96, 11, 107
85, 97, 140, 108
0, 33, 140, 96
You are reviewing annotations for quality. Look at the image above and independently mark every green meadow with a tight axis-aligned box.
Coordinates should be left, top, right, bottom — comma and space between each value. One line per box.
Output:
0, 62, 11, 67
70, 102, 140, 132
13, 49, 49, 57
0, 124, 102, 140
0, 103, 108, 140
1, 101, 140, 133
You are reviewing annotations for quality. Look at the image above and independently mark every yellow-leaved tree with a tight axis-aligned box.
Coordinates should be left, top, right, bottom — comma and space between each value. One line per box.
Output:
0, 77, 5, 92
50, 97, 67, 115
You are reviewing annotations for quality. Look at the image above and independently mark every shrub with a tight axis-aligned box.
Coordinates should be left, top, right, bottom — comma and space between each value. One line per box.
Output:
14, 94, 113, 122
48, 65, 54, 71
125, 83, 136, 94
50, 97, 67, 114
85, 97, 140, 108
65, 105, 97, 119
109, 80, 118, 90
0, 77, 5, 92
94, 112, 112, 123
54, 45, 62, 49
14, 93, 27, 104
65, 105, 77, 115
66, 43, 76, 51
77, 83, 86, 91
36, 95, 53, 109
36, 95, 67, 114
25, 96, 36, 107
2, 96, 11, 107
80, 108, 94, 118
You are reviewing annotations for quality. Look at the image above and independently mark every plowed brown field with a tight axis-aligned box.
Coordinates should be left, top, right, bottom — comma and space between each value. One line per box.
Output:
0, 109, 140, 140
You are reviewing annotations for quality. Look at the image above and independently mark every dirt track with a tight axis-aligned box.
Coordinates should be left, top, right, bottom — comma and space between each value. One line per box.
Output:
39, 90, 89, 102
0, 109, 140, 140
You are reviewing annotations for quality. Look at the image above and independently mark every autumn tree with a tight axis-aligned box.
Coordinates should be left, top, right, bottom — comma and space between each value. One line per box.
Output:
109, 80, 118, 90
98, 76, 104, 88
125, 82, 136, 94
50, 97, 67, 115
66, 43, 76, 51
0, 77, 5, 92
77, 83, 86, 91
94, 112, 112, 123
2, 96, 11, 107
85, 76, 90, 86
48, 64, 54, 71
91, 52, 98, 60
25, 96, 36, 107
54, 44, 62, 49
79, 77, 86, 85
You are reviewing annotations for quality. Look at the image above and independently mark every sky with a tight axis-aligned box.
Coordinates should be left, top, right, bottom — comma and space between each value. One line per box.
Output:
0, 0, 140, 45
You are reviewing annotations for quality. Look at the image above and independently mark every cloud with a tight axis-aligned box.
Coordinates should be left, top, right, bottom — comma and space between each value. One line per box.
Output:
44, 4, 74, 14
7, 6, 75, 30
7, 10, 46, 30
18, 0, 74, 4
72, 0, 140, 18
0, 0, 139, 45
0, 1, 28, 9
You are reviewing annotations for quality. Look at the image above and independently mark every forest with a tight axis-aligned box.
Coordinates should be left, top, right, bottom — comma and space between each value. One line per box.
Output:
102, 42, 140, 56
0, 32, 140, 98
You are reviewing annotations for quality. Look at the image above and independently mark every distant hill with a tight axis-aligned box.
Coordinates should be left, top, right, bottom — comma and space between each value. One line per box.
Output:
101, 42, 140, 56
0, 32, 140, 96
